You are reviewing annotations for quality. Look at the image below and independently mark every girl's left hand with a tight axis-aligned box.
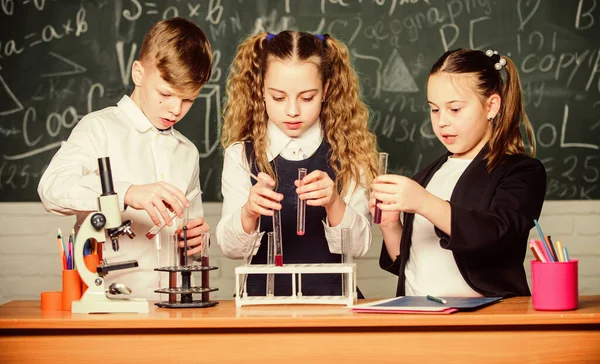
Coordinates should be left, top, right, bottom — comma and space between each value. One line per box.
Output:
295, 170, 340, 208
176, 217, 210, 256
371, 174, 427, 214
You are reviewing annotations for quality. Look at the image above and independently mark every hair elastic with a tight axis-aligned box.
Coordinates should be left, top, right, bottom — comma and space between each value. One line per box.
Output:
485, 49, 507, 70
266, 33, 276, 41
315, 34, 325, 42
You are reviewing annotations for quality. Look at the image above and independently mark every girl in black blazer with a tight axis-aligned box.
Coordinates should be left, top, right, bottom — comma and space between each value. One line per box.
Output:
371, 49, 546, 298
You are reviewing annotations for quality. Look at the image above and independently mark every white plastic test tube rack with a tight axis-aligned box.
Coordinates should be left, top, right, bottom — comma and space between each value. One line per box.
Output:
234, 263, 357, 307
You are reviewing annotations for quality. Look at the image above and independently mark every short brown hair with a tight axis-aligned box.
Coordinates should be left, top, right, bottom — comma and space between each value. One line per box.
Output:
139, 17, 212, 94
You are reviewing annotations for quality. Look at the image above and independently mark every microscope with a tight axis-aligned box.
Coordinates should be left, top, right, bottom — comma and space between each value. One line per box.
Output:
71, 157, 149, 314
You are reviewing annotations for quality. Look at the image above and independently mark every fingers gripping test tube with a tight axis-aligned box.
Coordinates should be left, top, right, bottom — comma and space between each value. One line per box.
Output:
266, 232, 275, 297
146, 188, 200, 240
373, 152, 389, 224
296, 168, 307, 236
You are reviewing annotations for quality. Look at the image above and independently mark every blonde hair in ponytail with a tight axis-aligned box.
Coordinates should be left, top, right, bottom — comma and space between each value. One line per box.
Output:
429, 49, 536, 171
222, 31, 378, 195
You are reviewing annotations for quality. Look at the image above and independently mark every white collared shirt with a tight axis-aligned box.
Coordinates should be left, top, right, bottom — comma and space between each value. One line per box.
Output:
38, 95, 203, 299
216, 120, 372, 260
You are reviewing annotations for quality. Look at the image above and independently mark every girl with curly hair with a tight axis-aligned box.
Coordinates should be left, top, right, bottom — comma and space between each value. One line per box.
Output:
216, 31, 378, 297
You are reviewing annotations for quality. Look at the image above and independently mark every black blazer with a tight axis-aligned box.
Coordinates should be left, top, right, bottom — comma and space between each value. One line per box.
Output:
380, 146, 547, 298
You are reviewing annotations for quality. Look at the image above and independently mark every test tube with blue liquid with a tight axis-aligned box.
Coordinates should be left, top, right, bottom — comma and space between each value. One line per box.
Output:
373, 152, 388, 224
296, 168, 307, 236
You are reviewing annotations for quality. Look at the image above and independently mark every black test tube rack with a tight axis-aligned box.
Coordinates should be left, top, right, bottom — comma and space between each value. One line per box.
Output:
153, 229, 219, 308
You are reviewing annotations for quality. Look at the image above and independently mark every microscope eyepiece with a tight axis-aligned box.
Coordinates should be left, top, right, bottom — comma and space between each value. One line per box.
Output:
98, 157, 116, 196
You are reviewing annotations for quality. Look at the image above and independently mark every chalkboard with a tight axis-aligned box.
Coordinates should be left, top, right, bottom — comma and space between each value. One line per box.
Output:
1, 0, 599, 202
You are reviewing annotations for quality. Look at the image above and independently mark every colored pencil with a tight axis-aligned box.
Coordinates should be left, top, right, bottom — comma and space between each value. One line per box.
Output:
555, 240, 565, 262
546, 235, 559, 262
57, 229, 66, 270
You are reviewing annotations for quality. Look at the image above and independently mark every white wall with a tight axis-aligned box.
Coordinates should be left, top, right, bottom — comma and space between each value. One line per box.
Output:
1, 201, 598, 304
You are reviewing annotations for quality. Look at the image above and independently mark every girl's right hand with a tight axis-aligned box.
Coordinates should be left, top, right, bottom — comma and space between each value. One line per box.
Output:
369, 195, 401, 228
241, 172, 283, 219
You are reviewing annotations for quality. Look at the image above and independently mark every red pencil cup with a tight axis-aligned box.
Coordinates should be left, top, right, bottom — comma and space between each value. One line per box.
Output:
81, 254, 100, 293
531, 259, 578, 311
62, 269, 82, 311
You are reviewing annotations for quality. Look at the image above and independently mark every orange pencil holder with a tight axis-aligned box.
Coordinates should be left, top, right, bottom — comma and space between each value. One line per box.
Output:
40, 291, 62, 311
62, 269, 82, 311
81, 254, 100, 293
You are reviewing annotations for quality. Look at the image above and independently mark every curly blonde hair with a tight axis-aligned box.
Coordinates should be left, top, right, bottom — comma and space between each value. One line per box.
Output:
221, 31, 378, 196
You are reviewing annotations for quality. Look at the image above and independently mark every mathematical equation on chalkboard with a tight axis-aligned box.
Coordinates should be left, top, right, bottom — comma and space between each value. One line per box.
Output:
0, 0, 599, 201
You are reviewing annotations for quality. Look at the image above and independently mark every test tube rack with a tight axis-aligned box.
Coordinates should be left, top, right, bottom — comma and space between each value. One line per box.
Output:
154, 262, 219, 309
234, 263, 357, 307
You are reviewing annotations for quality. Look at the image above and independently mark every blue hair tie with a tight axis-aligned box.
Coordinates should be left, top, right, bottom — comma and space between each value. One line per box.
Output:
315, 33, 325, 42
266, 33, 276, 41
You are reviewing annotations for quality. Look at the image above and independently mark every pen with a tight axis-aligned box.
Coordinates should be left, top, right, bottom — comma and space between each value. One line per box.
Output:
427, 295, 447, 304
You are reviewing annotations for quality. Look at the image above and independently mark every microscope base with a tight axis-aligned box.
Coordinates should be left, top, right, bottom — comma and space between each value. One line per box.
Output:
72, 293, 149, 314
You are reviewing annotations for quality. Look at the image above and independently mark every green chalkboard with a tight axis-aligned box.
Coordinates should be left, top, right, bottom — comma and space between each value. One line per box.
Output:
1, 0, 599, 202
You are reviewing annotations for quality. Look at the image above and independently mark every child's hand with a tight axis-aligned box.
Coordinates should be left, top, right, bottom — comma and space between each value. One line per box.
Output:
369, 195, 401, 227
242, 172, 282, 219
371, 175, 426, 214
176, 217, 210, 256
295, 170, 339, 208
124, 182, 189, 226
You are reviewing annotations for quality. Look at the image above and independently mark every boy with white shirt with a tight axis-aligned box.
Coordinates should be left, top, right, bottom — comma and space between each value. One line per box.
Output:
38, 18, 213, 299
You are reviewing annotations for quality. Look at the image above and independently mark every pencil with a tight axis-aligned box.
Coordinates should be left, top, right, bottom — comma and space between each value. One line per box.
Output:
529, 242, 542, 261
57, 229, 66, 270
562, 246, 570, 262
546, 235, 559, 262
426, 295, 447, 304
555, 240, 565, 262
533, 219, 554, 262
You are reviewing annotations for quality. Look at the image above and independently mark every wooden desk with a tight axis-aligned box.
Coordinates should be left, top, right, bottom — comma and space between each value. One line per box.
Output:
1, 297, 599, 363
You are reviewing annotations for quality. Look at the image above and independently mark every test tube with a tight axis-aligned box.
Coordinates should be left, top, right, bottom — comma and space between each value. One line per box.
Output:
296, 168, 307, 236
273, 210, 283, 266
201, 232, 210, 302
145, 188, 200, 239
168, 232, 178, 303
341, 228, 352, 297
266, 232, 275, 297
373, 152, 389, 224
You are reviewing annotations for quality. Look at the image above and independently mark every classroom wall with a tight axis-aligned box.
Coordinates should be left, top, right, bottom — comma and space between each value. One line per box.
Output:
0, 200, 598, 305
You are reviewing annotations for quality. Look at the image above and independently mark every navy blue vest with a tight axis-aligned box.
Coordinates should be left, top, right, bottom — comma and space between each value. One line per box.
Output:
244, 140, 345, 296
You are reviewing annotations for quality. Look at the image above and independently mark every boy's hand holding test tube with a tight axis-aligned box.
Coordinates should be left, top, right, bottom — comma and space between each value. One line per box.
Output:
126, 181, 190, 227
146, 188, 201, 240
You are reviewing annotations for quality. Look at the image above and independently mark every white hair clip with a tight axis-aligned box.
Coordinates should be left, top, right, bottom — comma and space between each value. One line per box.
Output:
485, 49, 506, 70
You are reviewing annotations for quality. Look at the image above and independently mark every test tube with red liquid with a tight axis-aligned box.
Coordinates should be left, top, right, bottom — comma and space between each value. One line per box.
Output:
266, 232, 275, 297
373, 152, 389, 224
296, 168, 307, 236
200, 232, 210, 302
273, 210, 283, 266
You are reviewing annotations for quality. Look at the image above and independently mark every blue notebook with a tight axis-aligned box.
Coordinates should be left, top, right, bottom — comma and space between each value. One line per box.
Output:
352, 296, 502, 313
